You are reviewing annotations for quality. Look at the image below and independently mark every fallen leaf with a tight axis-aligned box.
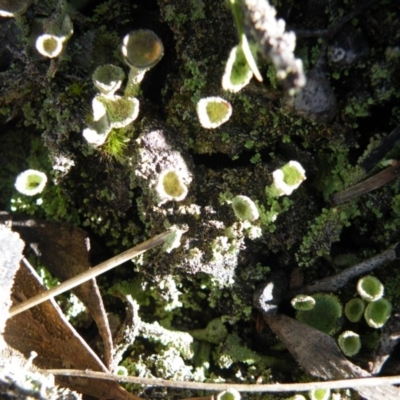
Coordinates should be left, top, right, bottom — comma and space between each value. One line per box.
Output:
12, 218, 113, 368
263, 313, 400, 400
4, 258, 141, 400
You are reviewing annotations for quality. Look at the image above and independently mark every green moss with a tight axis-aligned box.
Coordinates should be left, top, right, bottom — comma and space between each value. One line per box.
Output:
101, 128, 129, 162
215, 333, 283, 370
296, 204, 360, 267
189, 318, 228, 344
182, 59, 208, 104
296, 293, 342, 335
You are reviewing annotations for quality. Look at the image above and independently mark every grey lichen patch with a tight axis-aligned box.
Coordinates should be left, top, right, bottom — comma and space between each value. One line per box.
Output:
132, 120, 193, 205
129, 119, 270, 285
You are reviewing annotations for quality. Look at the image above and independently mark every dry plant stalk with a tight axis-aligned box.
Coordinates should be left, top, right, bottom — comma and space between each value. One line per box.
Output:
332, 160, 400, 205
45, 369, 400, 393
8, 230, 171, 317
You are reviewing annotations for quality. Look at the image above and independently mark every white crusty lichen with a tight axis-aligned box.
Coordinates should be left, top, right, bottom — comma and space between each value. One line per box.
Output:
239, 0, 306, 94
139, 320, 194, 359
152, 348, 193, 380
155, 275, 183, 311
162, 225, 188, 253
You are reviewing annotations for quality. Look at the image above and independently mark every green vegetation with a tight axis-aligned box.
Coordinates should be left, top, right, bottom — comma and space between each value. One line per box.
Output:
1, 0, 400, 398
296, 293, 342, 335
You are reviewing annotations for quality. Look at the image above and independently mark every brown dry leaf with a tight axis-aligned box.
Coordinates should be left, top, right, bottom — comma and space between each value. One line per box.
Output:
4, 258, 141, 400
12, 219, 113, 368
263, 313, 400, 400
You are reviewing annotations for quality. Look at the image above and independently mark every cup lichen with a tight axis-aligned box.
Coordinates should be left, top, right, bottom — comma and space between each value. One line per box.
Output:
196, 96, 233, 129
14, 169, 47, 196
231, 195, 259, 222
337, 330, 361, 357
155, 169, 189, 203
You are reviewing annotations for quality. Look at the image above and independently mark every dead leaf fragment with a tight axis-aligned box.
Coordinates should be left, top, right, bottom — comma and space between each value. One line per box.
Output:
263, 313, 400, 400
4, 259, 141, 400
12, 219, 113, 368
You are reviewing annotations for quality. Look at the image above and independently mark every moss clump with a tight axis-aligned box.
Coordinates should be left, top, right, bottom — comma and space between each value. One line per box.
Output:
296, 293, 342, 335
101, 128, 129, 162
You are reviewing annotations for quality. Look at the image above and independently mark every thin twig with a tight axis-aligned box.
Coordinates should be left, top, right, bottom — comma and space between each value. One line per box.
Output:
325, 0, 381, 40
331, 160, 400, 205
9, 230, 171, 317
360, 124, 400, 173
45, 369, 400, 393
285, 243, 399, 299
